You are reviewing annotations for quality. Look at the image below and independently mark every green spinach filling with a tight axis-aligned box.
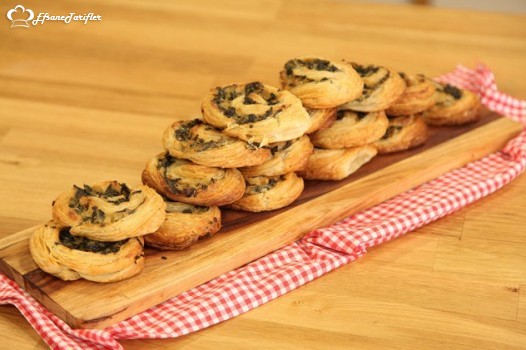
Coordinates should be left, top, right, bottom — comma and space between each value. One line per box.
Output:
351, 63, 390, 100
175, 119, 203, 142
246, 175, 284, 195
381, 125, 403, 140
69, 183, 133, 213
284, 59, 340, 86
442, 84, 463, 100
58, 227, 128, 254
165, 201, 210, 214
212, 82, 282, 125
174, 119, 230, 151
267, 140, 293, 155
285, 59, 340, 76
157, 153, 217, 198
68, 183, 142, 225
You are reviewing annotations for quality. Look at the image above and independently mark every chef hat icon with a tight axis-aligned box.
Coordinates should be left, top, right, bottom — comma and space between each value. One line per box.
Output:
7, 5, 34, 28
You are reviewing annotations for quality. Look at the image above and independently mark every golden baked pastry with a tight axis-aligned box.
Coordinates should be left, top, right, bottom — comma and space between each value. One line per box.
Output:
386, 73, 436, 116
201, 81, 311, 144
52, 181, 166, 242
305, 108, 337, 134
29, 222, 145, 282
239, 135, 313, 177
145, 201, 221, 251
420, 83, 481, 126
280, 58, 363, 109
142, 152, 245, 206
298, 145, 377, 181
340, 63, 406, 112
310, 110, 388, 149
229, 173, 304, 212
162, 119, 271, 168
375, 115, 429, 154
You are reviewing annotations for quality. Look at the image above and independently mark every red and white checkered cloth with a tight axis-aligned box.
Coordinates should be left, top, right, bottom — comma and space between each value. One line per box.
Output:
1, 65, 525, 350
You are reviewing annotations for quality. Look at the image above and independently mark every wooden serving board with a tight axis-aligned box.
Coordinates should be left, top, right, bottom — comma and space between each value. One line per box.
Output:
0, 110, 522, 329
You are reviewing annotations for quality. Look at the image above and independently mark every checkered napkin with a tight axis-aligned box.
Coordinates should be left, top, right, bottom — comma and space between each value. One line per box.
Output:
1, 65, 525, 350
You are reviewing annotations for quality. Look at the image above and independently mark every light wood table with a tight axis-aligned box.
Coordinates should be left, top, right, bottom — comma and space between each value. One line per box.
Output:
1, 0, 525, 348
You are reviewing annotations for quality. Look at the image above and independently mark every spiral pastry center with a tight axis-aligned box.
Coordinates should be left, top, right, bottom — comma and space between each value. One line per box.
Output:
157, 154, 224, 198
68, 182, 145, 225
399, 72, 427, 86
381, 116, 414, 140
212, 82, 284, 125
352, 63, 391, 99
283, 58, 341, 86
435, 83, 463, 107
245, 175, 284, 195
174, 119, 234, 151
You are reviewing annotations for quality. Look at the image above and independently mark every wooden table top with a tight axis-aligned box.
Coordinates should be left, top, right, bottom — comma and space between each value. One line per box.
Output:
1, 0, 525, 349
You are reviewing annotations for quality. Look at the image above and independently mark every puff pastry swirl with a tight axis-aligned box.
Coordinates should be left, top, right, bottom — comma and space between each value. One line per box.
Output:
229, 173, 304, 212
386, 73, 436, 116
162, 119, 270, 168
239, 135, 313, 177
201, 81, 311, 144
145, 201, 221, 251
310, 110, 388, 149
340, 63, 406, 112
280, 58, 363, 108
305, 108, 337, 134
375, 115, 429, 154
52, 181, 166, 242
298, 145, 377, 181
142, 152, 245, 206
29, 222, 145, 282
420, 83, 481, 126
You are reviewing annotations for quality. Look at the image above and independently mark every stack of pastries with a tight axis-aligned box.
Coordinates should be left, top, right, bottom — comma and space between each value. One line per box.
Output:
142, 81, 314, 251
30, 56, 481, 282
29, 181, 166, 282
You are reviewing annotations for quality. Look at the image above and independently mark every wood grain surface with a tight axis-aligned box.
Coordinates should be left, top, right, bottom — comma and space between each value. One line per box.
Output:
1, 0, 525, 348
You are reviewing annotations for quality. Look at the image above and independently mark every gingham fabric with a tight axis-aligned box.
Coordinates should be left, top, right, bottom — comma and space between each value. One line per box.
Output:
1, 65, 525, 350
